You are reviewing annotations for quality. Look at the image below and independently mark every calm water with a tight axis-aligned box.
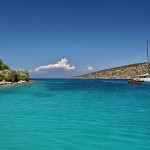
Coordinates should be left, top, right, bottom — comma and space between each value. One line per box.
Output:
0, 79, 150, 150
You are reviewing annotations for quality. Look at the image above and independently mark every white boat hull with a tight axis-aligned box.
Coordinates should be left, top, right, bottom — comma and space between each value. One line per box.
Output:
140, 78, 150, 82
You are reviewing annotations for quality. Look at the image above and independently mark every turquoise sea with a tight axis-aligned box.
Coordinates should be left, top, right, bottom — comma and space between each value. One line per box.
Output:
0, 79, 150, 150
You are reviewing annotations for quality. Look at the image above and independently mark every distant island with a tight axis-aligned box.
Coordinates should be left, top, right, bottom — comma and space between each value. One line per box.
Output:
74, 62, 149, 79
0, 59, 30, 85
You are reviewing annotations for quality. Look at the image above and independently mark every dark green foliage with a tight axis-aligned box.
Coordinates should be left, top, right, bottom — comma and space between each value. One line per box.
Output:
17, 70, 29, 81
4, 71, 18, 82
0, 59, 10, 70
0, 59, 30, 82
0, 69, 30, 82
0, 73, 4, 81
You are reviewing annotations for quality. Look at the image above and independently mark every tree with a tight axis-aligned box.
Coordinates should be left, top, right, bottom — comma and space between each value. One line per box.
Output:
0, 59, 10, 70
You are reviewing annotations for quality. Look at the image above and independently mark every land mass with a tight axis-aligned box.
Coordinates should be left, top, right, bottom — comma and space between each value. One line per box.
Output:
0, 59, 30, 85
74, 62, 149, 79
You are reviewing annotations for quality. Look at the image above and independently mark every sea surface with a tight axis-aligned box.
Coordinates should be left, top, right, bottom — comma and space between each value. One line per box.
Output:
0, 79, 150, 150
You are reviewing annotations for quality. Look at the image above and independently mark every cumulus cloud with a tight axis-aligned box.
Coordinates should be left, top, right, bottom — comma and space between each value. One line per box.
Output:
31, 58, 76, 72
87, 66, 94, 71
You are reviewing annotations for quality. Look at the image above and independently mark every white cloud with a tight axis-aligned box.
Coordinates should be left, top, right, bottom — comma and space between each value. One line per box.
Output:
30, 58, 76, 72
87, 66, 94, 71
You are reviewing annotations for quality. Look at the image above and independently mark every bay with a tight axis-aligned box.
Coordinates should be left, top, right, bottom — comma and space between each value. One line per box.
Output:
0, 79, 150, 150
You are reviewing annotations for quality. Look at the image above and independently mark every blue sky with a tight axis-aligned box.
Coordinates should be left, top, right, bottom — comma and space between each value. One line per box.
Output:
0, 0, 150, 77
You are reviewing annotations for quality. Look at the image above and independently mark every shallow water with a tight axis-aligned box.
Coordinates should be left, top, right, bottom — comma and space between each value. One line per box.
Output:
0, 79, 150, 150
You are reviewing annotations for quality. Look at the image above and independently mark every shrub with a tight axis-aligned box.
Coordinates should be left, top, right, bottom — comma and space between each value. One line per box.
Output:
0, 59, 30, 82
0, 73, 4, 81
17, 70, 29, 81
4, 70, 18, 82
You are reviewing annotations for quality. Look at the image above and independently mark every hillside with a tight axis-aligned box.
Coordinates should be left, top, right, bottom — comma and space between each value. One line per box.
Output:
75, 62, 149, 79
0, 59, 29, 83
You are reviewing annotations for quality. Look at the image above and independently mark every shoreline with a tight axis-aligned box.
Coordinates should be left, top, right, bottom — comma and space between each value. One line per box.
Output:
0, 80, 35, 87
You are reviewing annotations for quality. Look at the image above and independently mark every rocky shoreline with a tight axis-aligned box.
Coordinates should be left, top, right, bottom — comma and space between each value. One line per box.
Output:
0, 80, 34, 86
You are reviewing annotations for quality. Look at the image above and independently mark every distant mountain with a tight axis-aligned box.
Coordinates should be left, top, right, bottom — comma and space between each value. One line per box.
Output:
74, 62, 149, 79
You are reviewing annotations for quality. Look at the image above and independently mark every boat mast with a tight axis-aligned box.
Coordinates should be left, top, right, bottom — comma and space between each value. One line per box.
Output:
147, 39, 149, 75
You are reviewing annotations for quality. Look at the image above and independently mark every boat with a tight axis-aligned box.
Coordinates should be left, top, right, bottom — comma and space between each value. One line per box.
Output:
128, 78, 144, 84
128, 39, 150, 83
138, 73, 150, 82
138, 39, 150, 82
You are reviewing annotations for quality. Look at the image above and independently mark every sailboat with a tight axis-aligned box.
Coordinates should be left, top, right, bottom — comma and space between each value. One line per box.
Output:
128, 39, 150, 83
138, 39, 150, 82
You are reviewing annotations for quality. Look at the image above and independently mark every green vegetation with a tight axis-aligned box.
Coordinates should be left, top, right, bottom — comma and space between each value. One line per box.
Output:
0, 59, 9, 70
75, 62, 149, 79
0, 59, 29, 82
